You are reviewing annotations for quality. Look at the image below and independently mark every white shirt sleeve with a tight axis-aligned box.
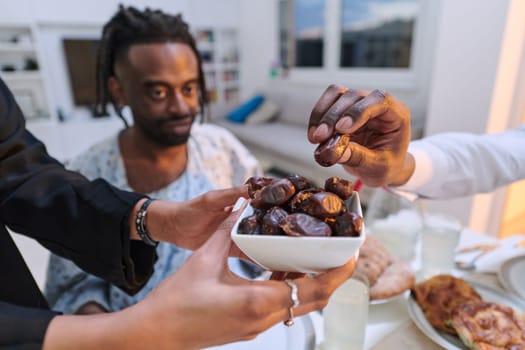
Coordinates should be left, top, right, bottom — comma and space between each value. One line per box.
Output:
396, 125, 525, 198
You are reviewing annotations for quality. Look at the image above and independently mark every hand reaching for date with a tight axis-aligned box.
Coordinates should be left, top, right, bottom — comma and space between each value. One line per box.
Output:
308, 85, 414, 187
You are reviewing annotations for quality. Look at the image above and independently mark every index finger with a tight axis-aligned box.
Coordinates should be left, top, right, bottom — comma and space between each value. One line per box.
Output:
309, 86, 367, 144
308, 85, 348, 142
196, 199, 247, 259
334, 89, 391, 134
195, 185, 249, 212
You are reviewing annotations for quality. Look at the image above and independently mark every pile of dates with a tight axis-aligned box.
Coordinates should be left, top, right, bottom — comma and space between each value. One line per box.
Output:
238, 174, 363, 237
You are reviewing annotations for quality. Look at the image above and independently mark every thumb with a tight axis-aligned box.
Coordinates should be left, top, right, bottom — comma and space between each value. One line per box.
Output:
338, 141, 385, 170
197, 198, 248, 257
339, 142, 394, 187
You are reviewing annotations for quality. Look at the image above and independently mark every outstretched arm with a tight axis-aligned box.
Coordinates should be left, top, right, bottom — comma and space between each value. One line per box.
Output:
307, 85, 525, 198
398, 126, 525, 198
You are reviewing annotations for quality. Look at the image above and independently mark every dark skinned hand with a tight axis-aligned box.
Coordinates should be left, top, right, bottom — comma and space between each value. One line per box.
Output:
308, 85, 414, 187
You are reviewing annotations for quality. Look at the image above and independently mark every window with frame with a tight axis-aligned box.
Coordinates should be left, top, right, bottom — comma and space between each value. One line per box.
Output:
340, 0, 419, 68
279, 0, 325, 68
279, 0, 420, 70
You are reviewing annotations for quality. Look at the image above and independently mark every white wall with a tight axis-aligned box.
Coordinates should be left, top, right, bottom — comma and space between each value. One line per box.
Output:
418, 0, 511, 229
424, 0, 510, 135
239, 0, 279, 100
500, 27, 525, 236
422, 0, 525, 235
474, 0, 525, 236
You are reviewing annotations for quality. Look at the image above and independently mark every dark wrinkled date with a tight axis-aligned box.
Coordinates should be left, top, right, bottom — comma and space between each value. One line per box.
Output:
333, 211, 362, 237
314, 134, 350, 167
261, 207, 288, 235
246, 176, 274, 198
238, 174, 362, 237
238, 214, 261, 235
324, 177, 353, 200
280, 213, 331, 237
251, 178, 296, 210
295, 192, 345, 218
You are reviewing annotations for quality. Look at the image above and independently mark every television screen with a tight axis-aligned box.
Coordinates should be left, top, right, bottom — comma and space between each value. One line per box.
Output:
62, 38, 99, 108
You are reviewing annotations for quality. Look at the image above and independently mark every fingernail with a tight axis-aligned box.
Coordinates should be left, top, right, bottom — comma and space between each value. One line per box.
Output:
307, 126, 316, 141
339, 147, 352, 163
335, 116, 353, 131
312, 124, 329, 140
232, 197, 247, 212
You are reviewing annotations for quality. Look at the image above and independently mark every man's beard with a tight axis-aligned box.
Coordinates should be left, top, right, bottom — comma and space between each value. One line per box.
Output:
136, 113, 197, 147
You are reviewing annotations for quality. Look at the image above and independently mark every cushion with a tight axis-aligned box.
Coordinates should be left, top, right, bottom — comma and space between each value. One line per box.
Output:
226, 95, 265, 123
277, 90, 322, 127
245, 99, 278, 124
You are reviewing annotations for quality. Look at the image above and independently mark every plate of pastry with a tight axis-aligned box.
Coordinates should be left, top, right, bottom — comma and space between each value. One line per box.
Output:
407, 274, 525, 349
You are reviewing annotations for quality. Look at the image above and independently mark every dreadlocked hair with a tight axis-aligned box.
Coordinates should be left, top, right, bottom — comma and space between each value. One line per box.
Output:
95, 4, 209, 128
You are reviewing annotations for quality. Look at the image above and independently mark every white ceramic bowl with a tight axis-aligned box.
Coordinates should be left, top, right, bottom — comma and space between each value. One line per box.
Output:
231, 192, 366, 273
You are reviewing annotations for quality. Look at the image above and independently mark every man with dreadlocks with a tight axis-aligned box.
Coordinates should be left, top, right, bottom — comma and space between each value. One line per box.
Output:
45, 5, 263, 314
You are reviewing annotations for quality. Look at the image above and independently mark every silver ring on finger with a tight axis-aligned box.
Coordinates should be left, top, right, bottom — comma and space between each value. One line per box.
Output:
283, 279, 300, 327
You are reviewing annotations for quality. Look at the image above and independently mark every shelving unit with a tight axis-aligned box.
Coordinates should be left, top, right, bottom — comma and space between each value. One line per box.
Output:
194, 27, 240, 119
0, 23, 52, 122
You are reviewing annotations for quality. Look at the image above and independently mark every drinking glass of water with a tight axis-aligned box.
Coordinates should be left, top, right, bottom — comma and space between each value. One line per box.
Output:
322, 272, 369, 350
365, 188, 422, 264
420, 213, 462, 280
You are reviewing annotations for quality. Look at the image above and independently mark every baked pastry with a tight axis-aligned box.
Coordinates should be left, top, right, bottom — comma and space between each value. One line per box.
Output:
355, 235, 391, 286
411, 274, 482, 334
355, 235, 415, 300
369, 259, 415, 300
452, 300, 525, 349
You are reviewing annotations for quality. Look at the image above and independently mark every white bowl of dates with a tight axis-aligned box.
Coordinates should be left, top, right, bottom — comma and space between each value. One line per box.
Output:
231, 175, 365, 273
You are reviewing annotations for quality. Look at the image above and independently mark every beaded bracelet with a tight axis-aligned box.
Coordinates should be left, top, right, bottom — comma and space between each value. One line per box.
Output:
135, 198, 158, 246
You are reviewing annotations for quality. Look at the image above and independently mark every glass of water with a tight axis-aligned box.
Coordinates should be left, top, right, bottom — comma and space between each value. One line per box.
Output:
322, 272, 369, 350
365, 188, 422, 264
420, 213, 462, 280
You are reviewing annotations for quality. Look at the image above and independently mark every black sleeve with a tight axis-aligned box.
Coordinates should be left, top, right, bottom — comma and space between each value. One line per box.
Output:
0, 78, 156, 293
0, 301, 59, 349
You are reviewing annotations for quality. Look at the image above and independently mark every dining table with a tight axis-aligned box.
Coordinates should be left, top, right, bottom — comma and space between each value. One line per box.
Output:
310, 227, 525, 350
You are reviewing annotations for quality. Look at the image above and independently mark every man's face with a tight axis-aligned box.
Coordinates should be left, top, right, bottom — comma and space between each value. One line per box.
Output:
112, 42, 200, 146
